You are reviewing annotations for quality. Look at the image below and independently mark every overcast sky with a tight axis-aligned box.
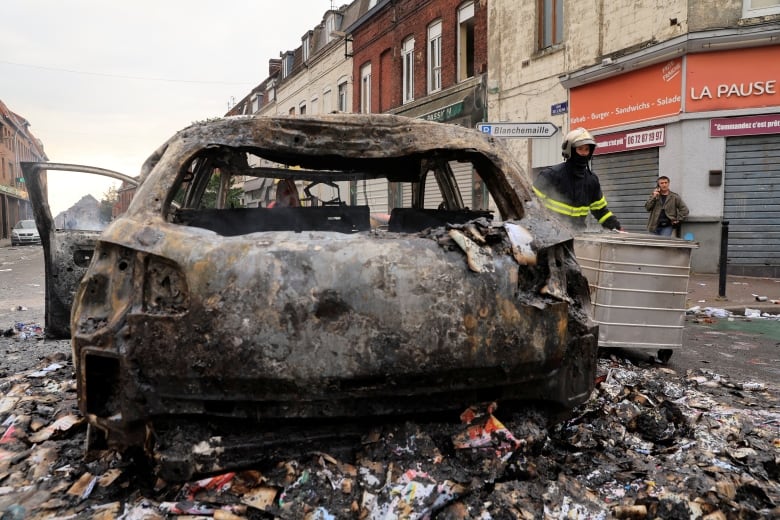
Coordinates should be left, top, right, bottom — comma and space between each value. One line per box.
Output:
1, 0, 331, 215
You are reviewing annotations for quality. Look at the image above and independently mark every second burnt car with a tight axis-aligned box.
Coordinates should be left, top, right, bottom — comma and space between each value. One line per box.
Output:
25, 114, 597, 480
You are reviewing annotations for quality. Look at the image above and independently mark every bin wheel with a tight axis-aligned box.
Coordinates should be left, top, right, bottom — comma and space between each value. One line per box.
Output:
657, 349, 673, 363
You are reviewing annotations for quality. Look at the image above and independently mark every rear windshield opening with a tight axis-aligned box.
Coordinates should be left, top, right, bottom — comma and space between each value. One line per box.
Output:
167, 150, 497, 236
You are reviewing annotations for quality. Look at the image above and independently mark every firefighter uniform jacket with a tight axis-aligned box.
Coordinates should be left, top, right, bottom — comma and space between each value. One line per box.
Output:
532, 161, 621, 230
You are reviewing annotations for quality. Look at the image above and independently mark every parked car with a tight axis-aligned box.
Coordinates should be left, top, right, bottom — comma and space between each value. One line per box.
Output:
24, 114, 598, 481
10, 219, 41, 246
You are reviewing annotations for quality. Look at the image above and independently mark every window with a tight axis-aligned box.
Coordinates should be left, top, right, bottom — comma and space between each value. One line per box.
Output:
427, 21, 442, 93
323, 88, 332, 113
302, 32, 311, 62
310, 97, 318, 115
325, 12, 342, 42
266, 80, 276, 103
743, 0, 780, 17
538, 0, 563, 49
338, 80, 348, 112
360, 63, 372, 113
299, 102, 307, 115
326, 14, 336, 42
402, 37, 415, 104
281, 52, 294, 78
252, 93, 264, 113
289, 107, 296, 115
457, 2, 475, 81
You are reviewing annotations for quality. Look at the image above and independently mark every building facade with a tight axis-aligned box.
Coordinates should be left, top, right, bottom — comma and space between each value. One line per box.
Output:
226, 0, 370, 208
227, 1, 779, 275
346, 0, 489, 213
488, 0, 780, 276
0, 99, 48, 240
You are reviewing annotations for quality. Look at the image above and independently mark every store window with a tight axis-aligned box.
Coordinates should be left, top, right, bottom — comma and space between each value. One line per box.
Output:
402, 37, 415, 104
427, 20, 442, 93
537, 0, 563, 50
457, 2, 475, 81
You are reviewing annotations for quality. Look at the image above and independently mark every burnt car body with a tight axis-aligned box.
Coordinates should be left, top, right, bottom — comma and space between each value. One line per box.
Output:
25, 114, 597, 480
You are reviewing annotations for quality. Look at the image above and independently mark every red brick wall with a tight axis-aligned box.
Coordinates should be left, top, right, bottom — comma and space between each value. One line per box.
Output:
351, 0, 487, 113
379, 48, 394, 112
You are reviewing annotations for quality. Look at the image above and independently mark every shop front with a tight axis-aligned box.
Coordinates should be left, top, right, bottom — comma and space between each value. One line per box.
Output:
565, 44, 780, 274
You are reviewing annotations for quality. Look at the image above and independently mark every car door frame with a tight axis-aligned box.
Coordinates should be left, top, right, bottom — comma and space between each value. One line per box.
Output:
21, 162, 139, 338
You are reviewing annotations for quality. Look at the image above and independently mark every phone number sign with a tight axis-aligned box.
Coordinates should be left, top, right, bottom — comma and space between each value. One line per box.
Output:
593, 126, 666, 156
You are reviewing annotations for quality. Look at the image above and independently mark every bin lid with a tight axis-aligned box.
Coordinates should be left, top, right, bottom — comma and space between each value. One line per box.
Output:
575, 231, 699, 249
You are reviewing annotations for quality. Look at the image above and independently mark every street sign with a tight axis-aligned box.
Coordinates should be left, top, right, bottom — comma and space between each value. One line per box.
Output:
551, 101, 568, 115
476, 122, 558, 138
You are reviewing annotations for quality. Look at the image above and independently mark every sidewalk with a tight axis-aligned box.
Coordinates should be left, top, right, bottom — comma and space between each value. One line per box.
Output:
687, 272, 780, 314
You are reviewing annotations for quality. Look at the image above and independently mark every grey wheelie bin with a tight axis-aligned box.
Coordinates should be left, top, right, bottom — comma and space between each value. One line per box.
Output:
574, 232, 699, 362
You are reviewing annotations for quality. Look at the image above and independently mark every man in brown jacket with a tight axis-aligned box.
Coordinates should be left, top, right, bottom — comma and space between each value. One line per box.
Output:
645, 176, 689, 236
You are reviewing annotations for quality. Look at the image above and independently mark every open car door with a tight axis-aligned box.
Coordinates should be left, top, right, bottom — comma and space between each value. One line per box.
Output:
21, 162, 139, 339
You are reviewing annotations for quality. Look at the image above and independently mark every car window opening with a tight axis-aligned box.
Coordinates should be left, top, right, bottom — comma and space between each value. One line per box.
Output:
168, 149, 495, 236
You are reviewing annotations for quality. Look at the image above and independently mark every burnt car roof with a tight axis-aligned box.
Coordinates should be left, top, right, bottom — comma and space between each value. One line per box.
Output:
131, 113, 531, 220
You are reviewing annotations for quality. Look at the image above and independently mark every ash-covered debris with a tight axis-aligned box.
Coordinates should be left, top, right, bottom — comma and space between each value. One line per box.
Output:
687, 305, 780, 321
1, 322, 44, 340
0, 356, 777, 519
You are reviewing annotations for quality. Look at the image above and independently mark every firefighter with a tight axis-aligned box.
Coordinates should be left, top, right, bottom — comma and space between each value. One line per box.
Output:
532, 127, 622, 231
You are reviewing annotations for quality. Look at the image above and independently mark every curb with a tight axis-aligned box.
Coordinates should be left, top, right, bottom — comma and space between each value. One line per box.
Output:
722, 304, 780, 315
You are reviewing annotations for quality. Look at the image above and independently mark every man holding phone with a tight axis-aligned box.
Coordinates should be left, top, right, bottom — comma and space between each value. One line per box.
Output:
645, 176, 689, 236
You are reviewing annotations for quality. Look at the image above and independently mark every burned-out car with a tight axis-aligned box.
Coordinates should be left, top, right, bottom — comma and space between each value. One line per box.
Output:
25, 114, 597, 480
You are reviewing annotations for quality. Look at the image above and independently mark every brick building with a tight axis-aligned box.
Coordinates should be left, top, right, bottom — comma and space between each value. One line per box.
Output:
349, 0, 487, 117
346, 0, 490, 212
0, 99, 48, 240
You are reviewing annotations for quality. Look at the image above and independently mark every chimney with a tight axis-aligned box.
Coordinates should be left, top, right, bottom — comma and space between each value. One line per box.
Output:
269, 59, 282, 75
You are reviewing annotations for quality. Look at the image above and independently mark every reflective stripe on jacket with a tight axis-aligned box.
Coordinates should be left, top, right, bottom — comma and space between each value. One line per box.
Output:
533, 162, 618, 229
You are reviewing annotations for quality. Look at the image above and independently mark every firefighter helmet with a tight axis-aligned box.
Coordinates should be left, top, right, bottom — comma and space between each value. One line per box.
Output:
561, 127, 597, 159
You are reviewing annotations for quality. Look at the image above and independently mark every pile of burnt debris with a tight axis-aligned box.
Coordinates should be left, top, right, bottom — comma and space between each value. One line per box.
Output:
0, 353, 777, 519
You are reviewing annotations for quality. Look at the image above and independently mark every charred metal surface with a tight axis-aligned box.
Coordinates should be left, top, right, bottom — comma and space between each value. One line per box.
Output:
26, 114, 599, 480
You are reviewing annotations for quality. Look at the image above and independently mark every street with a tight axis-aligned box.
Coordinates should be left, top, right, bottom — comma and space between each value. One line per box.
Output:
0, 244, 69, 376
0, 243, 778, 518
